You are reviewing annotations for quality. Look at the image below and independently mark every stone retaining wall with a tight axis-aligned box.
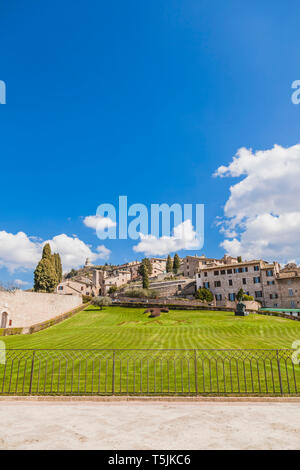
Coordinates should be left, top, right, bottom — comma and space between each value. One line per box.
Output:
0, 291, 82, 329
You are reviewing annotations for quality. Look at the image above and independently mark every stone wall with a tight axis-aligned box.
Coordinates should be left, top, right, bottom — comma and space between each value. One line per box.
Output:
0, 291, 82, 328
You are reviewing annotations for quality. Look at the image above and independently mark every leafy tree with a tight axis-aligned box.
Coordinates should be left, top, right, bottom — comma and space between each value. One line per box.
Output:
237, 256, 242, 263
65, 268, 78, 279
195, 287, 214, 302
138, 258, 153, 276
91, 296, 112, 310
173, 253, 180, 274
108, 285, 118, 295
141, 263, 149, 289
166, 255, 173, 273
236, 288, 244, 301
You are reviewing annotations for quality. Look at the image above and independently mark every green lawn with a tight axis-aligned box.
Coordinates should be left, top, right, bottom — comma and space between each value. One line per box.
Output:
2, 305, 300, 350
1, 307, 299, 395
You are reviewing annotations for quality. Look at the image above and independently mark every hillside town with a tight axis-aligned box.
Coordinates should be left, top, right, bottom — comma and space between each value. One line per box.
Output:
55, 253, 300, 311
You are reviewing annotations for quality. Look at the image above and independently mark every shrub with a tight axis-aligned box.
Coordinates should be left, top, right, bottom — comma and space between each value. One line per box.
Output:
125, 288, 158, 299
91, 296, 112, 310
195, 287, 214, 302
82, 295, 92, 303
242, 294, 254, 301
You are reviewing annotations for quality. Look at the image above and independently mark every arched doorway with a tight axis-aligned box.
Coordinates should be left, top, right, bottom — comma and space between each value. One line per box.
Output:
0, 312, 8, 329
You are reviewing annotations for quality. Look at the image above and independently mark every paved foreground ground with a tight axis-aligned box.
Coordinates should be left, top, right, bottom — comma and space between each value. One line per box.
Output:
0, 399, 299, 450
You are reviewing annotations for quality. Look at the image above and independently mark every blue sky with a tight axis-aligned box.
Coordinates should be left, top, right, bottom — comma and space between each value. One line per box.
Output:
1, 0, 300, 287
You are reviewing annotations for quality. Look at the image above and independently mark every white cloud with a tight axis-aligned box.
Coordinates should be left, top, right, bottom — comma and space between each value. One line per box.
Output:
133, 219, 201, 256
14, 279, 29, 287
0, 231, 110, 273
214, 143, 300, 263
83, 215, 116, 231
0, 231, 41, 272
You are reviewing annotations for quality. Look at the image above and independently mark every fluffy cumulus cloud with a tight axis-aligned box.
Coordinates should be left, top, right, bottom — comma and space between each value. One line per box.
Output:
83, 215, 116, 231
214, 143, 300, 263
133, 219, 201, 256
0, 231, 110, 273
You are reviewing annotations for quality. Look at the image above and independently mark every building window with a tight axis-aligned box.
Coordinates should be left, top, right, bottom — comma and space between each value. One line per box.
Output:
228, 293, 236, 301
227, 269, 232, 274
253, 277, 261, 284
255, 291, 263, 298
270, 293, 278, 299
204, 272, 208, 277
289, 288, 294, 297
214, 281, 221, 287
220, 270, 225, 275
291, 301, 296, 308
254, 265, 259, 271
58, 286, 63, 290
267, 280, 275, 285
215, 294, 222, 301
266, 270, 274, 277
204, 282, 210, 289
242, 278, 246, 285
198, 273, 201, 278
214, 271, 219, 276
229, 279, 233, 286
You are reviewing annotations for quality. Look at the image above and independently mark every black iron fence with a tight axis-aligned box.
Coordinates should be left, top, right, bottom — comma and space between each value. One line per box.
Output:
0, 349, 299, 396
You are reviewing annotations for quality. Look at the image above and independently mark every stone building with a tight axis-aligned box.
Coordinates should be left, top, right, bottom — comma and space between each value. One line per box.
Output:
195, 259, 281, 307
183, 254, 238, 278
93, 269, 131, 295
56, 277, 94, 296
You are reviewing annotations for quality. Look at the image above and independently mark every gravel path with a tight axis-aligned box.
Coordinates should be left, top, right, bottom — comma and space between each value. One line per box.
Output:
0, 400, 299, 450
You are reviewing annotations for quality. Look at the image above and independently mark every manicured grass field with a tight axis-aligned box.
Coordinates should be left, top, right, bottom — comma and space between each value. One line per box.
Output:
2, 305, 300, 350
1, 307, 300, 396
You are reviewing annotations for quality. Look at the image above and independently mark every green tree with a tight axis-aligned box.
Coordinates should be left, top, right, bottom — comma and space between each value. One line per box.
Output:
166, 255, 173, 273
91, 296, 112, 310
237, 256, 242, 263
141, 263, 150, 289
34, 243, 60, 293
65, 268, 78, 279
236, 288, 244, 301
108, 285, 118, 295
195, 287, 214, 302
138, 258, 153, 277
53, 253, 63, 283
173, 253, 180, 274
242, 294, 254, 301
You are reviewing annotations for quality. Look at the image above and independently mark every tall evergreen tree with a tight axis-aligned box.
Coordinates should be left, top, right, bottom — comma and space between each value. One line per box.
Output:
141, 263, 149, 289
34, 243, 59, 292
173, 253, 180, 274
54, 253, 63, 283
166, 255, 173, 273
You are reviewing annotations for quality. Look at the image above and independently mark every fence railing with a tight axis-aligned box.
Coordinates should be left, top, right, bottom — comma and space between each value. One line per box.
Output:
0, 349, 299, 396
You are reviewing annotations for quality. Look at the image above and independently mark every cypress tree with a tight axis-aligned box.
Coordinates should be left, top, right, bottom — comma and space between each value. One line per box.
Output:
173, 253, 180, 274
54, 253, 63, 283
34, 243, 59, 292
166, 255, 173, 273
141, 263, 149, 289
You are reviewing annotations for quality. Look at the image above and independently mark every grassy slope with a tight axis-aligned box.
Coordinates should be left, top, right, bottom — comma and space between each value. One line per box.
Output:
2, 305, 300, 350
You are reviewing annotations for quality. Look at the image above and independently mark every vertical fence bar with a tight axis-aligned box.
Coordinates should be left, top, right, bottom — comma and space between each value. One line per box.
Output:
29, 351, 36, 395
277, 350, 283, 395
112, 350, 115, 395
194, 350, 198, 395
